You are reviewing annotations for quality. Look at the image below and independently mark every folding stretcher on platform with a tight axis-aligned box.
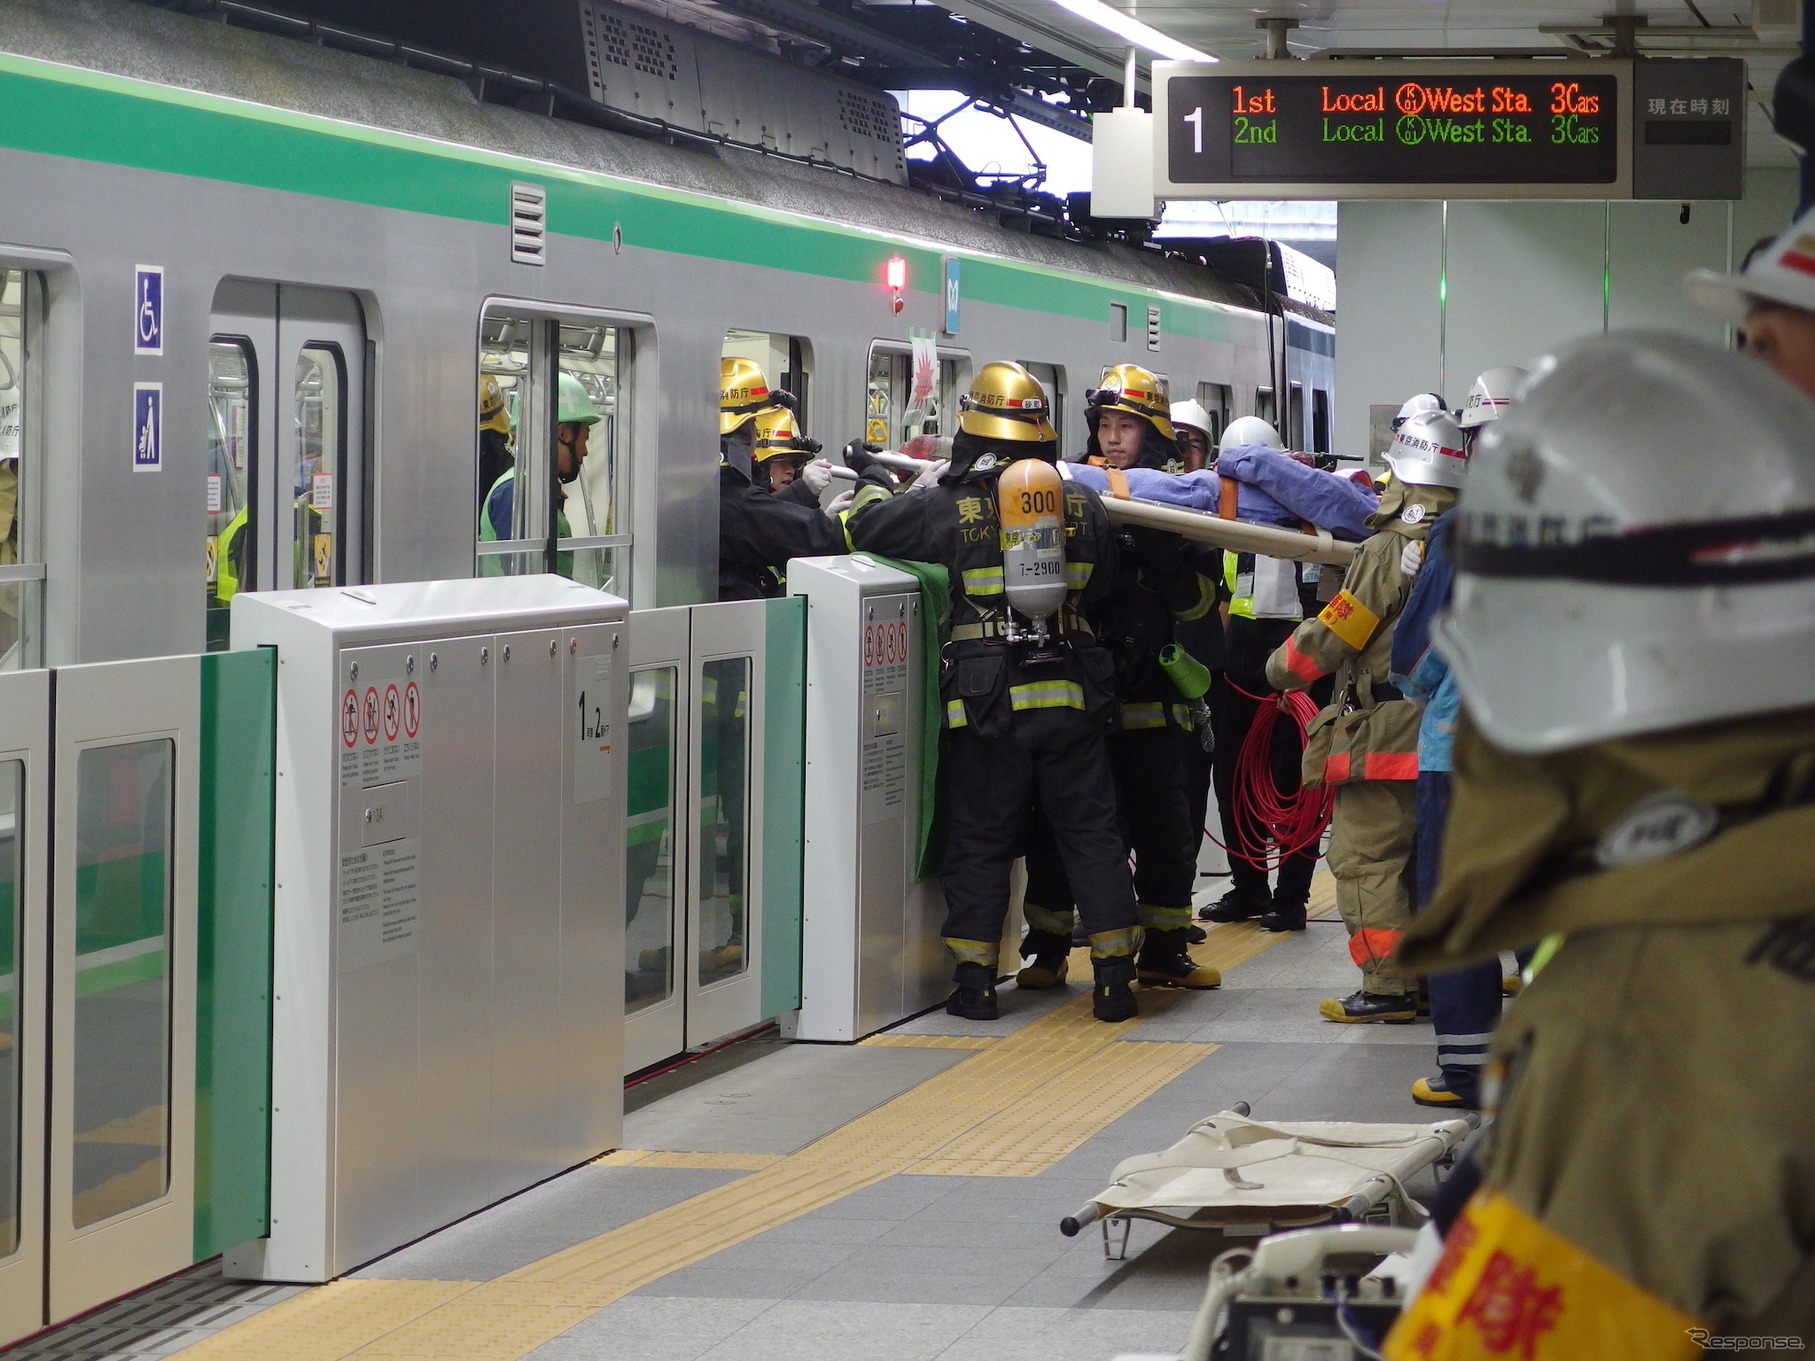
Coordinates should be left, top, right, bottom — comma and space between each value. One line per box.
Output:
1060, 1105, 1475, 1259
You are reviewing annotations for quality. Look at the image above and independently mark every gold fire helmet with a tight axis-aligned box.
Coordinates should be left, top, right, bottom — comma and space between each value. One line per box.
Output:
720, 357, 774, 437
752, 405, 814, 464
1087, 363, 1176, 444
957, 361, 1059, 443
479, 374, 511, 434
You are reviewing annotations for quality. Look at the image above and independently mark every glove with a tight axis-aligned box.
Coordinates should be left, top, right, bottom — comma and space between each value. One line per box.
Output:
907, 458, 949, 492
824, 489, 856, 519
843, 441, 884, 479
800, 459, 833, 495
1125, 523, 1190, 576
1399, 538, 1424, 579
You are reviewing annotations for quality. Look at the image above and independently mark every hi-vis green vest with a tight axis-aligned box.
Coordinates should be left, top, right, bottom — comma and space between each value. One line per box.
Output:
1223, 550, 1304, 622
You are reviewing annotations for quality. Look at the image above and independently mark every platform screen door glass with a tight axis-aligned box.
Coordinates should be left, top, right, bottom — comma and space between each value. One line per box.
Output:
71, 740, 173, 1228
292, 346, 344, 589
625, 667, 678, 1013
697, 657, 750, 989
0, 762, 20, 1254
478, 308, 630, 593
0, 269, 42, 672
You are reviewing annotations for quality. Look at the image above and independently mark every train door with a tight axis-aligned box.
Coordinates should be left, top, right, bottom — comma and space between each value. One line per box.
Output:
206, 283, 368, 649
866, 342, 970, 448
622, 607, 689, 1073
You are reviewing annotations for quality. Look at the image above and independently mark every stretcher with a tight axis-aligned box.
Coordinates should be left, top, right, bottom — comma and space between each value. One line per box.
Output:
1061, 1105, 1475, 1260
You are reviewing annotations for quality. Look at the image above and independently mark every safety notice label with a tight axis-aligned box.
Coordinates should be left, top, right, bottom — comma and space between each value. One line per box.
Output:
339, 677, 422, 789
338, 838, 420, 970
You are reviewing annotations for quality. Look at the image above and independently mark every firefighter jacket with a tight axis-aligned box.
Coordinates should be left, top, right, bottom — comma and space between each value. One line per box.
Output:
1093, 525, 1218, 732
845, 468, 1120, 734
1385, 710, 1815, 1354
718, 462, 848, 602
1265, 482, 1454, 784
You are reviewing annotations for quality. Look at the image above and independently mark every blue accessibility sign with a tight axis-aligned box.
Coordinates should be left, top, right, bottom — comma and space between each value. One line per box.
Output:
135, 265, 163, 356
133, 383, 162, 471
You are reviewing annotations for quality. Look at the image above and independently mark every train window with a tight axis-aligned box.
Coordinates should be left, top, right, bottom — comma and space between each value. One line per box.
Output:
625, 666, 678, 1014
866, 342, 971, 448
0, 269, 42, 671
1312, 389, 1331, 454
0, 761, 18, 1253
723, 330, 812, 426
698, 655, 750, 989
206, 341, 256, 641
1255, 387, 1278, 426
1109, 303, 1128, 344
478, 307, 631, 594
71, 739, 174, 1228
1019, 362, 1065, 447
1288, 382, 1306, 451
292, 346, 344, 589
1197, 383, 1232, 443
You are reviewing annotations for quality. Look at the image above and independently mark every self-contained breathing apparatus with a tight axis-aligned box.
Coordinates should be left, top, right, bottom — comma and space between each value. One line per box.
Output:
996, 458, 1070, 666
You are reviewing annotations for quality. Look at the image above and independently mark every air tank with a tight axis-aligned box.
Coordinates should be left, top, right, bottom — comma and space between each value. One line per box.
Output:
996, 459, 1067, 627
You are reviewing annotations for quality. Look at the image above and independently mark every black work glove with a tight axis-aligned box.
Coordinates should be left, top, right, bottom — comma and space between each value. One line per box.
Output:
842, 440, 894, 489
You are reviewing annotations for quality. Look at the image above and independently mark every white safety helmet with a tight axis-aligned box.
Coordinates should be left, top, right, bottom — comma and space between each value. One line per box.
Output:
1438, 331, 1815, 755
1218, 415, 1283, 454
1385, 410, 1468, 489
1170, 400, 1215, 439
1392, 392, 1445, 431
1685, 204, 1815, 322
1457, 366, 1528, 429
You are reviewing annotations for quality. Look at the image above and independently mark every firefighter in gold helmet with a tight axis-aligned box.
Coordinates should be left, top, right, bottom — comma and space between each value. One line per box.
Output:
1019, 363, 1221, 995
718, 357, 847, 601
846, 362, 1144, 1022
751, 403, 835, 509
477, 374, 515, 511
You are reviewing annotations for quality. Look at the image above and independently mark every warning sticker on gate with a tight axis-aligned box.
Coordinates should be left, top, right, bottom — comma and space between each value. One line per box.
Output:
339, 676, 423, 789
573, 651, 614, 805
338, 838, 420, 970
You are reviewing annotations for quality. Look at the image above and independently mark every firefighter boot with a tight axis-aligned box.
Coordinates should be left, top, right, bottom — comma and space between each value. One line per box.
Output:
1015, 929, 1071, 990
1319, 990, 1417, 1024
1136, 928, 1223, 989
946, 962, 999, 1021
1257, 894, 1308, 933
1092, 955, 1139, 1023
1199, 887, 1269, 923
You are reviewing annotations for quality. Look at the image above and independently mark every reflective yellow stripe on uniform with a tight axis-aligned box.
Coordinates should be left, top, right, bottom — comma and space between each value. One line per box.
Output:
961, 566, 1004, 596
1009, 679, 1085, 711
1064, 561, 1093, 590
1120, 701, 1169, 730
945, 698, 968, 729
1022, 902, 1075, 935
1174, 572, 1217, 623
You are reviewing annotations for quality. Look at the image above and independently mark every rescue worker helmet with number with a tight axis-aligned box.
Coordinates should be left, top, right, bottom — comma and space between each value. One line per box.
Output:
719, 356, 773, 436
479, 375, 511, 434
1438, 330, 1815, 755
557, 372, 602, 426
1386, 410, 1468, 489
956, 361, 1059, 443
1685, 203, 1815, 322
1085, 364, 1177, 444
1169, 399, 1215, 441
1217, 415, 1283, 454
1457, 366, 1528, 429
1392, 392, 1445, 431
752, 404, 820, 465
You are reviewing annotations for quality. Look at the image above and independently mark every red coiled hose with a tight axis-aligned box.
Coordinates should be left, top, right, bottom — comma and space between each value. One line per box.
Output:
1208, 679, 1333, 869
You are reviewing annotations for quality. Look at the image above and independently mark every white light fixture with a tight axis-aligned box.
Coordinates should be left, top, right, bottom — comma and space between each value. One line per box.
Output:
1045, 0, 1215, 62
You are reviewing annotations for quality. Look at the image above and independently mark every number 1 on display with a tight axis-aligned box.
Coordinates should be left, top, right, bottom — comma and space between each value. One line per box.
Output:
1183, 106, 1204, 154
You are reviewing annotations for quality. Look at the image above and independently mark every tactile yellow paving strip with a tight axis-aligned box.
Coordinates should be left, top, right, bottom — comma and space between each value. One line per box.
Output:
173, 922, 1286, 1361
594, 1149, 784, 1170
859, 1033, 998, 1049
1308, 869, 1339, 920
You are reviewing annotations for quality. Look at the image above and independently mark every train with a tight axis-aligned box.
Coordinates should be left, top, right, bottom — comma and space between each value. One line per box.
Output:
0, 0, 1333, 672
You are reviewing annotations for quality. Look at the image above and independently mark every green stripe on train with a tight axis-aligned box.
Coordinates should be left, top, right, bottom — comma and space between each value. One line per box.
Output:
0, 54, 1255, 338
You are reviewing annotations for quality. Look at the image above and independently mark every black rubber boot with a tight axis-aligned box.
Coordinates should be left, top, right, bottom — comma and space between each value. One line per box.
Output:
1091, 956, 1139, 1022
1318, 990, 1417, 1024
1256, 895, 1308, 932
946, 963, 999, 1020
1412, 1073, 1480, 1109
1199, 888, 1269, 923
1015, 929, 1072, 990
1136, 927, 1222, 989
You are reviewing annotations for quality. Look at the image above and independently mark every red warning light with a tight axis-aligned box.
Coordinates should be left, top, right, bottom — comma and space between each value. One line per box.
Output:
885, 256, 907, 290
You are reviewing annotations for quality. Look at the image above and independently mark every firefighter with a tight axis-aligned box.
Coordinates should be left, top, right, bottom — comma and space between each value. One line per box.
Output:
1017, 365, 1222, 994
1201, 416, 1323, 932
1386, 333, 1815, 1354
717, 357, 847, 601
845, 362, 1145, 1023
1266, 408, 1464, 1021
1455, 366, 1528, 441
1687, 204, 1815, 400
1170, 399, 1217, 473
751, 403, 835, 507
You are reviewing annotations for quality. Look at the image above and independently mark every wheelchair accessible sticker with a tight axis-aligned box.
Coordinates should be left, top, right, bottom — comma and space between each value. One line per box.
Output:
133, 383, 162, 471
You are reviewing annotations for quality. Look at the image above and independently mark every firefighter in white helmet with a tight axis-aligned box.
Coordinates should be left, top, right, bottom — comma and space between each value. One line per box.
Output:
1385, 332, 1815, 1354
1457, 367, 1528, 440
1393, 392, 1446, 431
1687, 204, 1815, 400
846, 363, 1144, 1022
1265, 407, 1465, 1021
1220, 415, 1284, 454
1170, 399, 1216, 472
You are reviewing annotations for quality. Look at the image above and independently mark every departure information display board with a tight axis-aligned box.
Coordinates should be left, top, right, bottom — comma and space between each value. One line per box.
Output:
1148, 59, 1744, 201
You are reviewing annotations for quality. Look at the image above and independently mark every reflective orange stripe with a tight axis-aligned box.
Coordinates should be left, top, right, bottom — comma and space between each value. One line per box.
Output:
1349, 927, 1403, 966
1366, 751, 1419, 780
1385, 1189, 1703, 1361
1283, 636, 1326, 682
1323, 752, 1352, 784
